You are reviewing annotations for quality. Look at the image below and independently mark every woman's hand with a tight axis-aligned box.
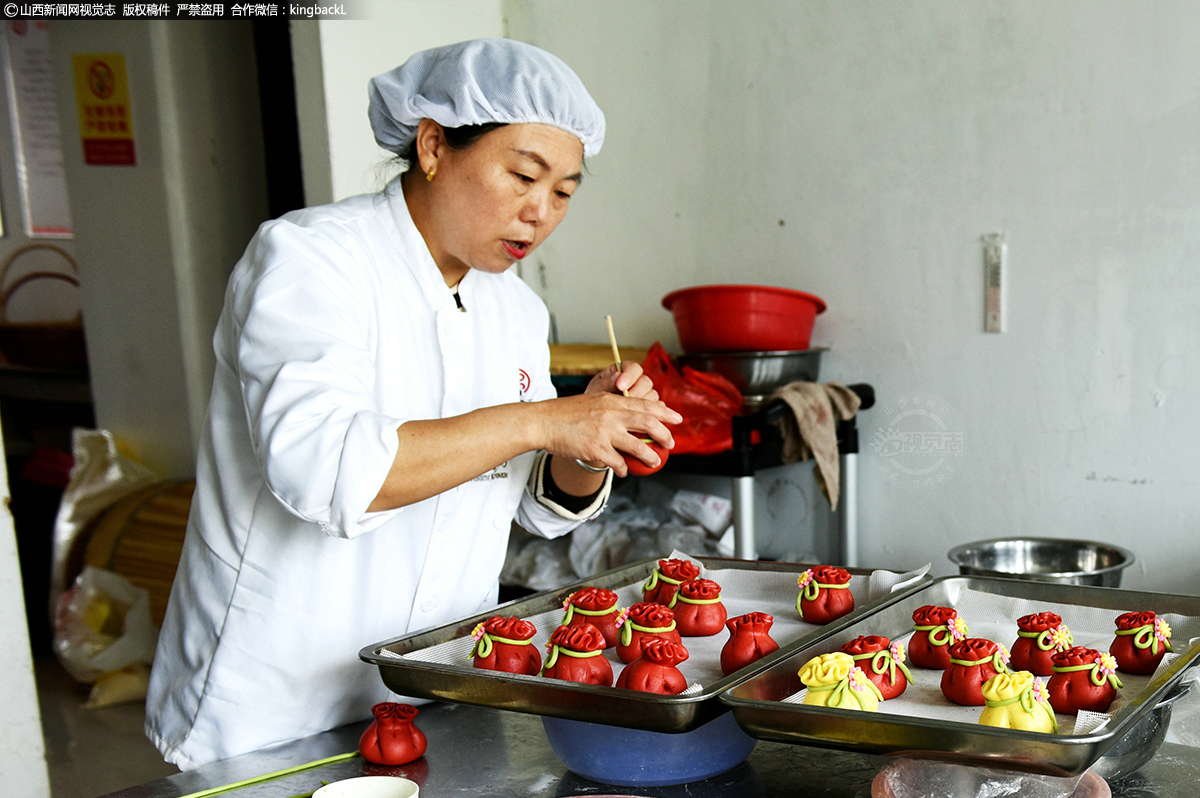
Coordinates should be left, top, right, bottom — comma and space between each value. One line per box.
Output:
543, 362, 681, 480
586, 361, 660, 402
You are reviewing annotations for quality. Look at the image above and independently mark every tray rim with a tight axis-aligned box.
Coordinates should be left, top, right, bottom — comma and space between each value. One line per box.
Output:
717, 574, 1200, 775
359, 555, 931, 733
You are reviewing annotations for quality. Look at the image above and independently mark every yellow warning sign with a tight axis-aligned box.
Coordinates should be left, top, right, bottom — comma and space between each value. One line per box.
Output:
73, 53, 135, 166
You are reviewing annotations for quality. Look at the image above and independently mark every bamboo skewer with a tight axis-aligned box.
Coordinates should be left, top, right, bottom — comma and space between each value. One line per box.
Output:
605, 314, 629, 396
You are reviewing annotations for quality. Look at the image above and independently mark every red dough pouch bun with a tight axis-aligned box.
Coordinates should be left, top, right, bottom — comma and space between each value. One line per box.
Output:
561, 587, 622, 648
616, 637, 690, 695
541, 623, 613, 687
1048, 647, 1123, 714
642, 558, 701, 607
796, 566, 855, 624
841, 635, 914, 700
941, 638, 1010, 706
720, 612, 780, 676
1111, 611, 1173, 675
470, 616, 541, 675
359, 702, 427, 766
1010, 612, 1074, 676
909, 605, 968, 669
615, 601, 683, 664
673, 579, 728, 637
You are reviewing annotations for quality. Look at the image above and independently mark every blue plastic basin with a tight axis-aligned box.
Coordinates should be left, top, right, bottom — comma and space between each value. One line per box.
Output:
541, 711, 757, 787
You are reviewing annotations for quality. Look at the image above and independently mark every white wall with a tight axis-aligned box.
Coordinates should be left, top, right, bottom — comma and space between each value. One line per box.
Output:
0, 441, 51, 797
291, 0, 506, 205
51, 20, 269, 478
506, 0, 1200, 592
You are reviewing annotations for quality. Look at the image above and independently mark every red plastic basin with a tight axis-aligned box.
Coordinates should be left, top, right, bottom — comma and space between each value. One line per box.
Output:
661, 284, 827, 353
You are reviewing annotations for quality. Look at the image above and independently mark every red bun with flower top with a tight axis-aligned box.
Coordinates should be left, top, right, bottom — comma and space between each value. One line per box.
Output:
795, 565, 854, 624
615, 601, 683, 664
909, 605, 967, 670
1010, 612, 1073, 676
470, 616, 541, 675
1111, 611, 1173, 675
841, 635, 913, 700
560, 586, 622, 648
1048, 646, 1123, 714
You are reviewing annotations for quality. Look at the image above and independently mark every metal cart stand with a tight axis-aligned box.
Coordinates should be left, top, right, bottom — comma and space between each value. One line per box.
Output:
662, 383, 874, 565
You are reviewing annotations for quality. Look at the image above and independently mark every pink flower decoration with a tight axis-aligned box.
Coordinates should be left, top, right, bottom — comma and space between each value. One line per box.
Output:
1050, 626, 1073, 651
890, 641, 906, 663
1155, 618, 1172, 645
1032, 677, 1050, 705
797, 570, 814, 589
471, 623, 486, 642
949, 616, 968, 641
614, 607, 631, 628
848, 667, 871, 692
1098, 652, 1118, 677
997, 643, 1011, 666
562, 592, 575, 610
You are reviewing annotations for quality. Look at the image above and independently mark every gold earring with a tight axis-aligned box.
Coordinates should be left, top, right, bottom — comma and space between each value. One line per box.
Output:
426, 166, 436, 182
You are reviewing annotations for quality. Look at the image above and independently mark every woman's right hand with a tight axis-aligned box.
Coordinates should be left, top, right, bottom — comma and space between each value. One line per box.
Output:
538, 388, 681, 478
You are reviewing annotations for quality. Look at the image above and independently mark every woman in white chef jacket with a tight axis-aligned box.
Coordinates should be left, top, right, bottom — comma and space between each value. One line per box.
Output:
145, 38, 679, 769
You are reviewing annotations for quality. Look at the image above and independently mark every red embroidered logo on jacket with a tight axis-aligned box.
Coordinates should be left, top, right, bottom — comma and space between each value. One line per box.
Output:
518, 368, 531, 397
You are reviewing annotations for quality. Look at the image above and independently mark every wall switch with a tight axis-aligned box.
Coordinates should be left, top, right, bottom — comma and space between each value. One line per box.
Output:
982, 232, 1006, 333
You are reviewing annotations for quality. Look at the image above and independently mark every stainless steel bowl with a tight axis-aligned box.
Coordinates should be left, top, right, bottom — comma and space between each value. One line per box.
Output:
1093, 679, 1193, 781
947, 537, 1136, 587
676, 348, 824, 411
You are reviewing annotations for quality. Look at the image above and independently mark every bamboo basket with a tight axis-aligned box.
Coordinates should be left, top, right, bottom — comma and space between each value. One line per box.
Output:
83, 480, 195, 628
0, 243, 88, 371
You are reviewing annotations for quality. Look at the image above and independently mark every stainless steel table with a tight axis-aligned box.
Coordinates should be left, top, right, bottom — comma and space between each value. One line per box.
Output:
101, 702, 1200, 797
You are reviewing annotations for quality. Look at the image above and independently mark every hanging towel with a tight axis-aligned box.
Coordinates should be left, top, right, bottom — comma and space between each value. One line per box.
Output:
769, 382, 862, 511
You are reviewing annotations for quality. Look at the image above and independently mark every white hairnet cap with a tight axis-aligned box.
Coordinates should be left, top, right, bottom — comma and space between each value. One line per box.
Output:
369, 38, 606, 159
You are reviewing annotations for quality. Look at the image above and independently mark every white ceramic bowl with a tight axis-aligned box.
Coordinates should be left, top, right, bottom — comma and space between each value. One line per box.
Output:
313, 776, 419, 798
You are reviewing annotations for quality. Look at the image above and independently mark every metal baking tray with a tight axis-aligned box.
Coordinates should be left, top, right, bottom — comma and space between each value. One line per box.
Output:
719, 575, 1200, 776
360, 556, 928, 734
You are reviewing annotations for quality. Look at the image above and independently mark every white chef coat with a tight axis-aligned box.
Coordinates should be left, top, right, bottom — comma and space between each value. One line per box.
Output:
145, 177, 606, 769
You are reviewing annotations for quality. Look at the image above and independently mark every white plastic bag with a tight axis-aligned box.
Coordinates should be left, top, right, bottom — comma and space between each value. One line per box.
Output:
53, 566, 157, 685
49, 429, 158, 619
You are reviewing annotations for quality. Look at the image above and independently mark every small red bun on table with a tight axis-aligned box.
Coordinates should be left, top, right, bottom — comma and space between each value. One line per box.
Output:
615, 601, 683, 664
720, 612, 780, 676
909, 605, 968, 670
1111, 611, 1173, 675
616, 637, 691, 695
623, 437, 670, 476
1010, 612, 1073, 676
359, 702, 427, 766
673, 578, 727, 637
941, 638, 1010, 706
795, 565, 854, 624
1048, 646, 1123, 714
642, 557, 701, 607
541, 622, 613, 687
470, 615, 541, 675
841, 635, 913, 700
560, 586, 622, 648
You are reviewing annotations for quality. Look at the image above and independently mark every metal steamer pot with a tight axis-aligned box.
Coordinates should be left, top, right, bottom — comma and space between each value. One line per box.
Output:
947, 537, 1136, 588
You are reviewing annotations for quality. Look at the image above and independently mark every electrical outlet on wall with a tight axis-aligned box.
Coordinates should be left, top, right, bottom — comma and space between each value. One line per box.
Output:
982, 232, 1006, 333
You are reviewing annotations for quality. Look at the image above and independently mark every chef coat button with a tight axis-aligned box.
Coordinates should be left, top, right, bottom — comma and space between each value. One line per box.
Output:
420, 599, 437, 613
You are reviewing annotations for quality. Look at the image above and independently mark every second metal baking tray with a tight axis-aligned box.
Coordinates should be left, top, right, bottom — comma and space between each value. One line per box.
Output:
360, 555, 929, 734
719, 575, 1200, 776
